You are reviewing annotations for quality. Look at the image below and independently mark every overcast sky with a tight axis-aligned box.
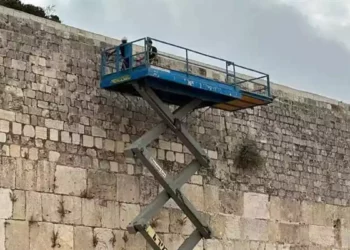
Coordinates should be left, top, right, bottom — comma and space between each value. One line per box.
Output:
22, 0, 350, 103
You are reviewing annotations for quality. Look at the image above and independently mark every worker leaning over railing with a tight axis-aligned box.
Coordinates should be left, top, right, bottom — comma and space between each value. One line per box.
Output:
135, 38, 158, 66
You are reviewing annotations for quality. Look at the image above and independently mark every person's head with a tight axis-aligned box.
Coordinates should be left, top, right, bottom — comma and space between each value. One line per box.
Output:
147, 38, 153, 45
121, 37, 127, 44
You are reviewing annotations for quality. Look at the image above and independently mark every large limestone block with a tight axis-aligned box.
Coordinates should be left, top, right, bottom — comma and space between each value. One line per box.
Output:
117, 174, 139, 203
62, 196, 82, 225
55, 224, 74, 250
219, 189, 243, 216
5, 220, 29, 250
243, 192, 269, 219
309, 225, 334, 247
169, 209, 194, 235
26, 191, 42, 221
204, 185, 220, 213
224, 215, 241, 240
301, 201, 326, 226
29, 222, 54, 250
0, 189, 12, 219
120, 203, 140, 230
55, 165, 86, 196
74, 226, 94, 250
125, 232, 147, 250
94, 228, 114, 250
270, 196, 300, 222
87, 170, 117, 200
163, 234, 185, 250
180, 184, 204, 211
12, 190, 25, 220
242, 218, 269, 241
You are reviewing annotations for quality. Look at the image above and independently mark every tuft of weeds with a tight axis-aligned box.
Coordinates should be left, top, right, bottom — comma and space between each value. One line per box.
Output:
51, 230, 60, 248
235, 138, 264, 169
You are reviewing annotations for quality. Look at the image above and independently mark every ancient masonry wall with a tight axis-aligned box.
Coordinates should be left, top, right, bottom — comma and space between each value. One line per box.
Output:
0, 5, 350, 250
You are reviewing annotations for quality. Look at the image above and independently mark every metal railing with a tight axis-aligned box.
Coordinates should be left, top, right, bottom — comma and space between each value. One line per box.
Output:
101, 37, 271, 98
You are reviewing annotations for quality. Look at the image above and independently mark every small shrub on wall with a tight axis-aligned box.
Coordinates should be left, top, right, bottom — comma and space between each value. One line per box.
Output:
235, 138, 264, 169
0, 0, 61, 23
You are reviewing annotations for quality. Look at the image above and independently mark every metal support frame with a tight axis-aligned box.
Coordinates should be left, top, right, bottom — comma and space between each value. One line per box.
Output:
125, 82, 212, 250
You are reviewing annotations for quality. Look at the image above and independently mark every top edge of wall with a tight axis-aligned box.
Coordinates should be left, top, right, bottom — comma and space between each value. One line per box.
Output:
0, 5, 348, 108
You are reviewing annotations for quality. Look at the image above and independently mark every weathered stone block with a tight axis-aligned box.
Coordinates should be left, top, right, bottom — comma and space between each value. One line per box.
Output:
29, 222, 54, 250
100, 200, 119, 229
159, 140, 170, 150
41, 193, 61, 223
270, 196, 301, 222
36, 160, 55, 192
10, 144, 20, 157
54, 224, 74, 250
23, 125, 35, 137
0, 220, 4, 250
126, 232, 147, 250
92, 126, 106, 138
278, 223, 300, 244
26, 191, 42, 221
12, 190, 25, 220
0, 120, 9, 133
116, 141, 125, 153
0, 157, 16, 188
224, 215, 241, 240
140, 176, 158, 204
104, 139, 115, 151
82, 199, 102, 227
55, 165, 86, 196
49, 151, 60, 162
61, 131, 71, 143
83, 135, 94, 148
180, 183, 204, 211
120, 203, 140, 229
15, 159, 36, 190
309, 225, 334, 247
94, 228, 114, 249
204, 185, 220, 213
74, 226, 94, 250
12, 122, 22, 135
219, 189, 243, 216
35, 126, 47, 139
169, 208, 194, 235
0, 189, 12, 219
243, 192, 269, 219
171, 142, 182, 152
301, 201, 326, 226
72, 133, 80, 145
210, 214, 226, 239
0, 132, 5, 143
342, 227, 350, 249
45, 119, 64, 130
87, 170, 117, 200
150, 209, 169, 233
62, 196, 82, 225
117, 174, 139, 203
0, 109, 15, 121
242, 218, 268, 241
204, 239, 223, 250
5, 220, 29, 250
28, 147, 38, 160
50, 128, 59, 141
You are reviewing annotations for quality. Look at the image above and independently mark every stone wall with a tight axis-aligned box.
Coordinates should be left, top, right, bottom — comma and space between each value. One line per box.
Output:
0, 5, 350, 250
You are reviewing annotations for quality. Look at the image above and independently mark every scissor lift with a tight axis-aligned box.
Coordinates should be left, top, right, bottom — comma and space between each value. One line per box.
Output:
100, 37, 273, 250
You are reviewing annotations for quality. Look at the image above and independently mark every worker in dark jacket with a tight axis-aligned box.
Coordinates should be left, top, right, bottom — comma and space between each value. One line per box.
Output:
120, 37, 129, 69
147, 38, 158, 63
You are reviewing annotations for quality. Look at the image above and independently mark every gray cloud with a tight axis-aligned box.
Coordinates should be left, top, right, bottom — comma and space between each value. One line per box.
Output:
26, 0, 350, 103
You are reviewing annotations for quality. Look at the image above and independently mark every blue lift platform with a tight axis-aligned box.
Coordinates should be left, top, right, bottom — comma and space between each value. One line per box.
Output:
100, 37, 273, 250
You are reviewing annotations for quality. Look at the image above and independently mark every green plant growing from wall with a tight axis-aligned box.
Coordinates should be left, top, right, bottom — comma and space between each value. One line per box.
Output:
235, 138, 264, 169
